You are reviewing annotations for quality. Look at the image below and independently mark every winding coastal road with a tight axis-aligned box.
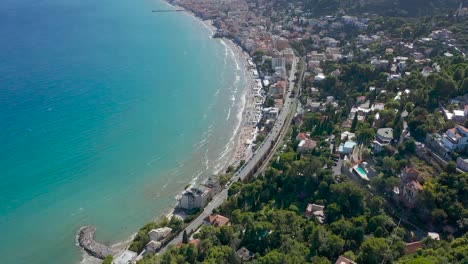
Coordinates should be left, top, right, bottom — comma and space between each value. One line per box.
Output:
158, 57, 300, 254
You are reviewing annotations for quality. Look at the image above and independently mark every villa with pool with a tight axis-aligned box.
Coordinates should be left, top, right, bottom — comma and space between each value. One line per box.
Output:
352, 162, 370, 181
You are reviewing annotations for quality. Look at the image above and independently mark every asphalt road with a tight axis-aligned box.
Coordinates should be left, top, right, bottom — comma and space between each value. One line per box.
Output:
158, 58, 299, 254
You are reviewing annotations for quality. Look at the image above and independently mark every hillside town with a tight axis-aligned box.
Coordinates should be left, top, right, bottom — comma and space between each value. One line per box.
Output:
99, 1, 467, 264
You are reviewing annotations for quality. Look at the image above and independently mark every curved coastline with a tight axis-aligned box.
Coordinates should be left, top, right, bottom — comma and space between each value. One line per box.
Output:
78, 2, 258, 263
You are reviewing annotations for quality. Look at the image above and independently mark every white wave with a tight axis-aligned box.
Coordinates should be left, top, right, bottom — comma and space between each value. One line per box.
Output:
146, 156, 162, 166
226, 107, 232, 120
194, 124, 215, 150
213, 78, 248, 174
220, 39, 229, 65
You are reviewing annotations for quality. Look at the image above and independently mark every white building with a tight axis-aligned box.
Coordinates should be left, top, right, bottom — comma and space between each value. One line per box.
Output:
338, 141, 357, 155
178, 185, 212, 210
442, 125, 468, 150
310, 51, 326, 61
271, 57, 286, 69
431, 29, 452, 40
113, 250, 137, 264
456, 157, 468, 172
145, 240, 162, 253
149, 227, 172, 241
376, 128, 393, 144
262, 107, 279, 120
315, 73, 326, 81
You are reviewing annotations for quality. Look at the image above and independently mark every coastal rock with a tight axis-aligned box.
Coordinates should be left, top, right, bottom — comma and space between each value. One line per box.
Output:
77, 226, 114, 259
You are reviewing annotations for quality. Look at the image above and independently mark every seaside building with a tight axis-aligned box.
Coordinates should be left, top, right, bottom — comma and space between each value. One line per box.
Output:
148, 227, 172, 241
262, 107, 279, 120
145, 240, 162, 253
178, 185, 212, 211
112, 250, 137, 264
203, 176, 221, 194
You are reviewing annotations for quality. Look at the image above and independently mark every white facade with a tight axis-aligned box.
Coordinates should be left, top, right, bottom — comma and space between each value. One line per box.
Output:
457, 157, 468, 172
145, 240, 162, 253
178, 186, 211, 210
113, 250, 137, 264
376, 128, 393, 144
271, 57, 286, 69
149, 227, 172, 241
262, 107, 279, 120
442, 125, 468, 150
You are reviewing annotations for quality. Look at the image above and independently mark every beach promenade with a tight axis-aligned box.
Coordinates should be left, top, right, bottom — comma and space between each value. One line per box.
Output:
158, 57, 299, 254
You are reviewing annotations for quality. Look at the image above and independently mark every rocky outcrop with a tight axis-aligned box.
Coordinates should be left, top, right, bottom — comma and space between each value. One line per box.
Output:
77, 226, 114, 259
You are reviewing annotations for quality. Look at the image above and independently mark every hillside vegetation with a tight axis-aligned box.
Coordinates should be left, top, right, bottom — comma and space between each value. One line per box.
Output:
302, 0, 463, 16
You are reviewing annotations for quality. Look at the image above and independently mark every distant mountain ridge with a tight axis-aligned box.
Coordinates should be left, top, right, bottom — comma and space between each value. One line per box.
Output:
303, 0, 464, 16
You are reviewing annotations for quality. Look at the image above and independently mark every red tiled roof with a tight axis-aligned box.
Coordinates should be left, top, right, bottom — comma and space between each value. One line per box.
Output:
457, 125, 468, 133
406, 241, 424, 254
335, 255, 357, 264
277, 81, 287, 88
205, 214, 230, 227
303, 139, 318, 149
409, 180, 423, 191
189, 239, 201, 248
296, 133, 309, 141
449, 128, 462, 138
404, 167, 419, 175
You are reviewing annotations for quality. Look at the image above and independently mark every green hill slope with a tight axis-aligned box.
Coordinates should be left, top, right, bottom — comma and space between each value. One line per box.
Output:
303, 0, 463, 16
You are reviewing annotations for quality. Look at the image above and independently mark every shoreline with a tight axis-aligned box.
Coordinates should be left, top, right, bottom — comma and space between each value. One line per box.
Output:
79, 1, 260, 263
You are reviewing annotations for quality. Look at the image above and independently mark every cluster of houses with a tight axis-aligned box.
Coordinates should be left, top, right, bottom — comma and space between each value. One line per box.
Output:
392, 167, 425, 208
145, 227, 173, 253
425, 94, 468, 172
189, 212, 257, 261
442, 94, 468, 123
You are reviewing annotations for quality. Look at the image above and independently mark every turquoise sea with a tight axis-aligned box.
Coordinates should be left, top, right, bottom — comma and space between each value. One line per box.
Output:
0, 0, 247, 263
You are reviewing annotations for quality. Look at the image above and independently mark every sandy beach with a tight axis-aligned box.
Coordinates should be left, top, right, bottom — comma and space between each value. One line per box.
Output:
79, 3, 262, 264
223, 39, 262, 167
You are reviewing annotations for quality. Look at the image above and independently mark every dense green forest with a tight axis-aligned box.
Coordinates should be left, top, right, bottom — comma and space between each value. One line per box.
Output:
138, 154, 467, 263
300, 0, 463, 16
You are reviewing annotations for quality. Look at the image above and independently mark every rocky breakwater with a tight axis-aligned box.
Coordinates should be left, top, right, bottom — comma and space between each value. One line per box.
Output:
77, 226, 114, 259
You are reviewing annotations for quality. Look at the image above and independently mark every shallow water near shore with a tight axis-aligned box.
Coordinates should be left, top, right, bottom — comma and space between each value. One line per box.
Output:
0, 0, 247, 263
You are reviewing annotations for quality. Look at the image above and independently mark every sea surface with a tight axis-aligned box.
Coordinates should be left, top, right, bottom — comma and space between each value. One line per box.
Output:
0, 0, 247, 263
